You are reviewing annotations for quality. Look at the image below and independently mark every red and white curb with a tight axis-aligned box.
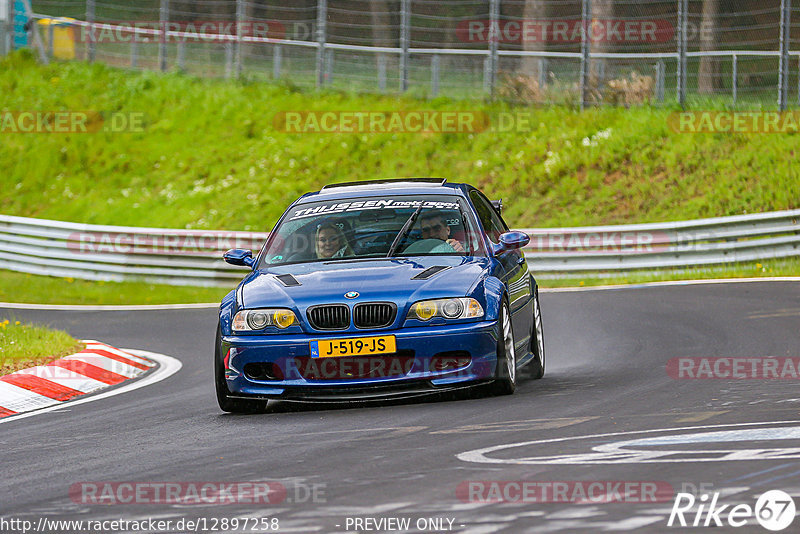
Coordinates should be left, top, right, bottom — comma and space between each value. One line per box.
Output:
0, 340, 157, 419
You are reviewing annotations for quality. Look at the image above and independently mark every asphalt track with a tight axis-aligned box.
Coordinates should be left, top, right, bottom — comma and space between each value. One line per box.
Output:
2, 280, 800, 533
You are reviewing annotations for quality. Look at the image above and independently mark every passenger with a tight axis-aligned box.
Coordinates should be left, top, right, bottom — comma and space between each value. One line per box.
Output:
315, 222, 354, 259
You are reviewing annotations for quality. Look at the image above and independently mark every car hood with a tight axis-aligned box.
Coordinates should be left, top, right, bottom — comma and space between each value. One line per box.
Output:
239, 256, 490, 311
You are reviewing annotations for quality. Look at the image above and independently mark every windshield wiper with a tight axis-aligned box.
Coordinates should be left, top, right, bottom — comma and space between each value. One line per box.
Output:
386, 204, 425, 258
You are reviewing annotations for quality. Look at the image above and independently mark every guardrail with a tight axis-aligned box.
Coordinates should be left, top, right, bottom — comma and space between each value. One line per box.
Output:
1, 210, 798, 286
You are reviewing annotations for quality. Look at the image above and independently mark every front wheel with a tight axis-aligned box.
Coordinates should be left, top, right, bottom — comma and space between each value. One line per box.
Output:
215, 323, 267, 414
490, 301, 516, 395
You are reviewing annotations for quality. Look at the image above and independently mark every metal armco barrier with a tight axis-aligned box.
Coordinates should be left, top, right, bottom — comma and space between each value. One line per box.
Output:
0, 210, 798, 286
519, 209, 800, 272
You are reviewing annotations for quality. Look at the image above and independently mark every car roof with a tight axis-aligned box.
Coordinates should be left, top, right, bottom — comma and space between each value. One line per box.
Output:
295, 178, 471, 205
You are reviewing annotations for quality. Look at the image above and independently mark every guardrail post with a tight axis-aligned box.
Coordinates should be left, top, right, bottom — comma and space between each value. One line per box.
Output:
86, 0, 95, 62
677, 0, 688, 107
579, 0, 591, 109
315, 0, 327, 87
273, 44, 282, 79
378, 53, 387, 91
778, 0, 791, 110
235, 0, 243, 77
487, 0, 499, 98
399, 0, 410, 92
431, 53, 439, 96
158, 0, 168, 72
732, 53, 737, 106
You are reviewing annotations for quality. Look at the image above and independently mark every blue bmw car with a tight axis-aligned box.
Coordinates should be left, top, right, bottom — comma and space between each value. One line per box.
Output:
216, 179, 545, 412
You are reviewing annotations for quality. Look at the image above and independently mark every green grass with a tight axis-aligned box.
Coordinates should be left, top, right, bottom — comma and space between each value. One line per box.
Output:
0, 318, 84, 375
0, 269, 231, 305
1, 50, 799, 233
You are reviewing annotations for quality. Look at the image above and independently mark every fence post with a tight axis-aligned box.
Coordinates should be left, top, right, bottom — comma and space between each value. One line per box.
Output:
177, 40, 185, 71
487, 0, 499, 98
732, 53, 737, 106
539, 58, 548, 89
130, 38, 138, 68
315, 0, 327, 87
48, 23, 54, 58
224, 41, 232, 78
158, 0, 168, 72
677, 0, 687, 107
378, 53, 387, 91
86, 0, 95, 62
235, 0, 243, 77
655, 60, 665, 102
399, 0, 410, 91
325, 48, 334, 83
778, 0, 791, 110
579, 0, 591, 109
431, 53, 439, 97
273, 44, 282, 79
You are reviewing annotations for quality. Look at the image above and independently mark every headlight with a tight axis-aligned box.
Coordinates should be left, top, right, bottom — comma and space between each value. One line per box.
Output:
407, 298, 484, 321
232, 309, 297, 331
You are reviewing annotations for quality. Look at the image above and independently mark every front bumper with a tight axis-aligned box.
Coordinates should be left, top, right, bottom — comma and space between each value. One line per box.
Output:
222, 320, 499, 400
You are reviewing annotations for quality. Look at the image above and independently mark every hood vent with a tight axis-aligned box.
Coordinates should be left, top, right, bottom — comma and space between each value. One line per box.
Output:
274, 273, 301, 287
412, 265, 451, 280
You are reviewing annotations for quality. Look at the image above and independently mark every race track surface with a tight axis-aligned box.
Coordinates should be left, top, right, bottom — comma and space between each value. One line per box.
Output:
2, 281, 799, 533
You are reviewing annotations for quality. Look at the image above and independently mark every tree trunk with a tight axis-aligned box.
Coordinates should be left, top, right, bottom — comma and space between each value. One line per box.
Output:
519, 0, 546, 79
698, 0, 719, 93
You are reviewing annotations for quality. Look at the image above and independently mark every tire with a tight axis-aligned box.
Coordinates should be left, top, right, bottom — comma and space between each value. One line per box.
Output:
490, 300, 517, 395
215, 323, 268, 414
527, 284, 545, 380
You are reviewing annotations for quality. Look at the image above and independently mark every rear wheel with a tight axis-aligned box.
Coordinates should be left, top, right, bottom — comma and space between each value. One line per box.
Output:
490, 301, 516, 395
526, 284, 545, 379
215, 323, 268, 414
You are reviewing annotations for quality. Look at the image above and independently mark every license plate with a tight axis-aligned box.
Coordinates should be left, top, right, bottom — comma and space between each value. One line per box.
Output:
310, 335, 396, 358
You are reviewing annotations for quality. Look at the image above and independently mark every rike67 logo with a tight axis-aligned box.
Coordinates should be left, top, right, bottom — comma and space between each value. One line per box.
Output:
668, 489, 796, 531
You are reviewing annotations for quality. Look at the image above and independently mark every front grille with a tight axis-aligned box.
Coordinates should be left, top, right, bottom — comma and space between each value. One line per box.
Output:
307, 304, 350, 330
353, 302, 396, 329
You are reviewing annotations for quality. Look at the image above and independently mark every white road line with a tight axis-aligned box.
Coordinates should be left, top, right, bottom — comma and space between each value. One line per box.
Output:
0, 349, 182, 424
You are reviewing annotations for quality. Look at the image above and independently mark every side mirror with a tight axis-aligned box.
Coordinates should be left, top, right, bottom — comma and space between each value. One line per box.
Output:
492, 231, 530, 255
223, 248, 256, 268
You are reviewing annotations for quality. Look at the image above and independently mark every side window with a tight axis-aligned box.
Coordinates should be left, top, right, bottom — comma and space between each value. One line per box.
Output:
469, 190, 507, 243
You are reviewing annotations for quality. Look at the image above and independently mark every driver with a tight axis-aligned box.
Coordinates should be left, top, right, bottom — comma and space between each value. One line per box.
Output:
419, 211, 464, 252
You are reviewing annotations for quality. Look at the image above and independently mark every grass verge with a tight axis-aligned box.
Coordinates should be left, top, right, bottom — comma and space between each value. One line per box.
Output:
0, 269, 232, 305
0, 319, 85, 376
1, 51, 798, 231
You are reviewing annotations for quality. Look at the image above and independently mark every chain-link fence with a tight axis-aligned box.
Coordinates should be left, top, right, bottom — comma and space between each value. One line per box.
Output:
3, 0, 799, 107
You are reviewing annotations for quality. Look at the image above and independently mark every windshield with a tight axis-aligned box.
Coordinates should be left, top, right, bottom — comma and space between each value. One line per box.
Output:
259, 195, 485, 266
